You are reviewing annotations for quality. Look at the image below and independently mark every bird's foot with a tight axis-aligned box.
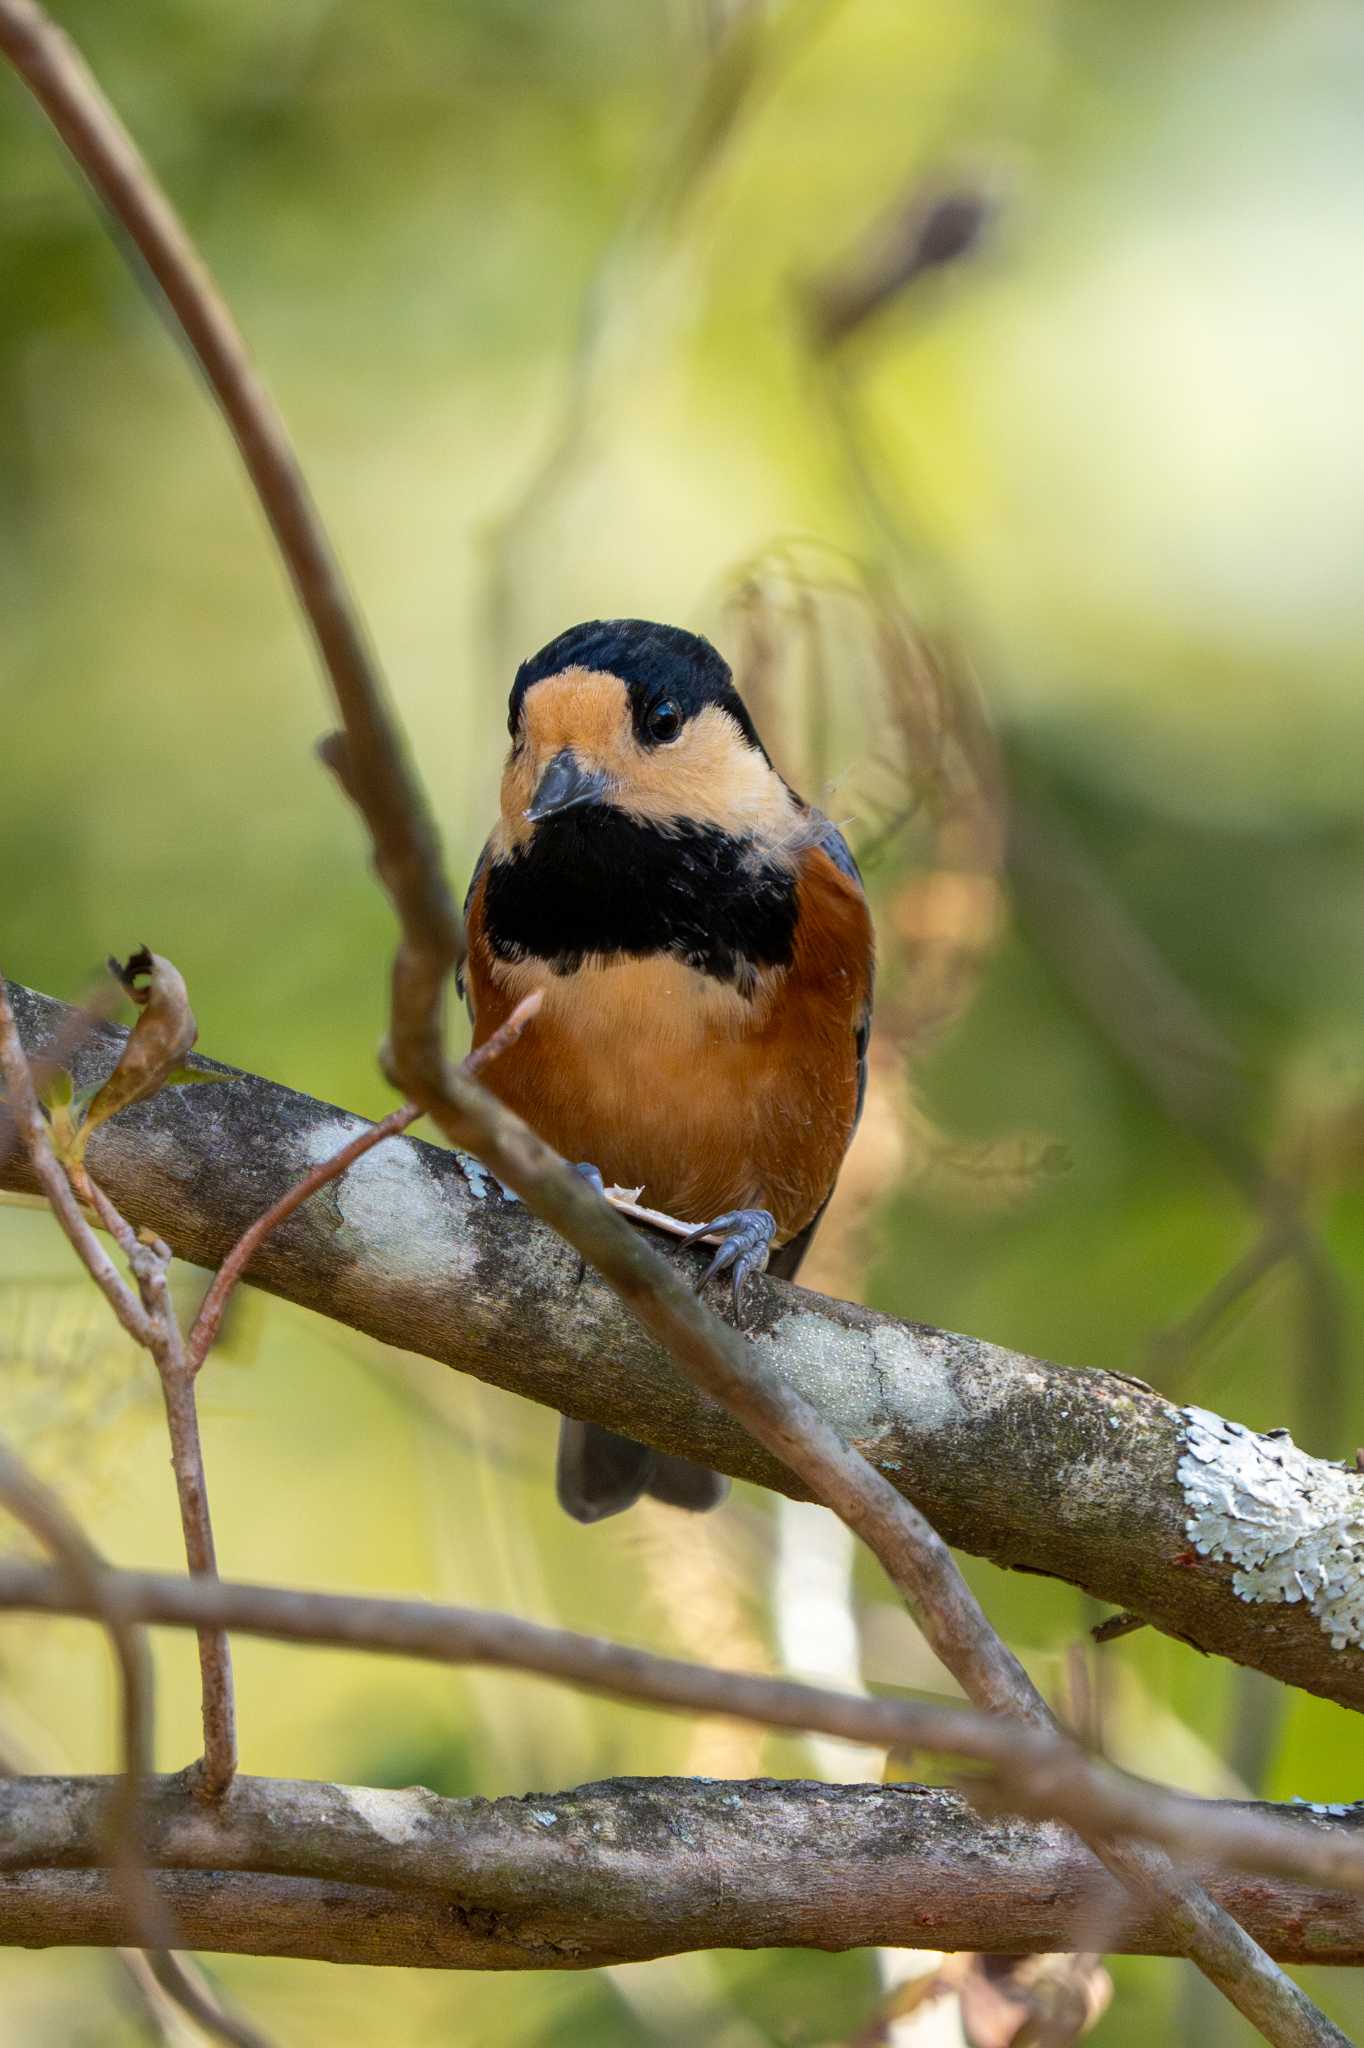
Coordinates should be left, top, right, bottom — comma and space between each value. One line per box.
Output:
679, 1208, 776, 1320
573, 1161, 606, 1197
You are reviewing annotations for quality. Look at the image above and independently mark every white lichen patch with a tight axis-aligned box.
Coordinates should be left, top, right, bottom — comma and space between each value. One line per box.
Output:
1179, 1406, 1364, 1650
338, 1783, 425, 1844
751, 1311, 959, 1443
298, 1115, 473, 1288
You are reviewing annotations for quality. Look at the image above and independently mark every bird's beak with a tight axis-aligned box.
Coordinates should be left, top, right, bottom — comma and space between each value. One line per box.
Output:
525, 748, 610, 823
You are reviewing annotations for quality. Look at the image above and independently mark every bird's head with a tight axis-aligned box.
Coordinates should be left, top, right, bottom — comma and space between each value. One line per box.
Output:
499, 619, 791, 849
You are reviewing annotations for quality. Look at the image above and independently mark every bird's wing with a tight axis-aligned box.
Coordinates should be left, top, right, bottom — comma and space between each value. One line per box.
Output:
813, 814, 873, 1122
769, 813, 874, 1285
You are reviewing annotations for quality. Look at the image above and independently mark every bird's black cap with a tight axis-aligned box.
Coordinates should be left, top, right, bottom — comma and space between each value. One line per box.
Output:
508, 618, 764, 752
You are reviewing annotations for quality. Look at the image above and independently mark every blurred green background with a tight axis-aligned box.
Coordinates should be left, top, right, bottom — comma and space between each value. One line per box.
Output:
4, 0, 1364, 2041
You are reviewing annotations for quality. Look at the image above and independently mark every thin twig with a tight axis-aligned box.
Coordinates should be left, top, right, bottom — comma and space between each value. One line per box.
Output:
134, 1251, 237, 1801
457, 987, 543, 1078
186, 1101, 421, 1375
807, 202, 1353, 2044
0, 970, 120, 1173
804, 180, 997, 352
0, 965, 239, 1798
2, 1559, 1363, 1902
7, 977, 1364, 1714
0, 974, 152, 1347
1, 11, 1345, 2037
184, 986, 539, 1375
0, 0, 462, 1095
0, 1449, 269, 2048
1009, 793, 1349, 1447
377, 1076, 1344, 2041
480, 0, 839, 671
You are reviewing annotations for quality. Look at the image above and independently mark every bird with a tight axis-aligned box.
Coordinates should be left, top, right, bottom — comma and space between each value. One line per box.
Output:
462, 618, 874, 1523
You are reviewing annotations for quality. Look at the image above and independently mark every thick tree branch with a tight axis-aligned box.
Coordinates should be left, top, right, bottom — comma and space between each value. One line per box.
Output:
1, 1776, 1362, 1970
3, 1558, 1364, 1898
0, 8, 1347, 2029
6, 980, 1362, 1716
185, 1102, 420, 1377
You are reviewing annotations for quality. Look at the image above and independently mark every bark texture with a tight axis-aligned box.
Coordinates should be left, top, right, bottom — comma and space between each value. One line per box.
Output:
6, 982, 1364, 1710
1, 1775, 1362, 1969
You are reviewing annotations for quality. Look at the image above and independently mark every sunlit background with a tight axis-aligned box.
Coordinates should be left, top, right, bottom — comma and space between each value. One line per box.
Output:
4, 0, 1364, 2041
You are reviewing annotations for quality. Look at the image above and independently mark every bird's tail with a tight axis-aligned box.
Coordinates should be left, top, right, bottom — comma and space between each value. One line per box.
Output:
555, 1417, 729, 1524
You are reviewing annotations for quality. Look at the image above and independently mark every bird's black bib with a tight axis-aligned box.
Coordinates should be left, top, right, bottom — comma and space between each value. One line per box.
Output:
482, 806, 797, 992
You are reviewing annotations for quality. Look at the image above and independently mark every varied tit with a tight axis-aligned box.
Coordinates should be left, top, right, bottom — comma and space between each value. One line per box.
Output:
463, 619, 874, 1523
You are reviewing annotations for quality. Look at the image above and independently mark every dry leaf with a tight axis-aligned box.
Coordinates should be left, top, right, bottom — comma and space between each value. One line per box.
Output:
75, 948, 199, 1153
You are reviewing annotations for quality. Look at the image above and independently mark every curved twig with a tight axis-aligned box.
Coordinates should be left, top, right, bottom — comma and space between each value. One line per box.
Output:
0, 1448, 268, 2048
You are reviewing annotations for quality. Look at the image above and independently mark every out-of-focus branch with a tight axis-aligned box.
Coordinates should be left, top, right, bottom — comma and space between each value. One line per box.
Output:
3, 1562, 1364, 1901
321, 844, 1333, 2017
803, 177, 1356, 2036
0, 971, 120, 1174
0, 1450, 268, 2048
2, 1775, 1364, 1971
0, 12, 1344, 2033
804, 182, 997, 352
2, 0, 1028, 1757
1008, 793, 1347, 1443
0, 0, 463, 1095
0, 968, 238, 1799
8, 980, 1364, 1716
0, 977, 152, 1346
481, 0, 839, 670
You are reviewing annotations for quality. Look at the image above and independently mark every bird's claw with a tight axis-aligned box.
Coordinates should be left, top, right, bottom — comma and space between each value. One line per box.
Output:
680, 1208, 776, 1320
574, 1161, 606, 1198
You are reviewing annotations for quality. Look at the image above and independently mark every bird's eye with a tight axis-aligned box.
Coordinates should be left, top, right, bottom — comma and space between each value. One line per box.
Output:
645, 698, 682, 744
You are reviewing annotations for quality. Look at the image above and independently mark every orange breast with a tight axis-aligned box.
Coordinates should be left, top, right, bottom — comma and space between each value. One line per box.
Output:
465, 843, 872, 1242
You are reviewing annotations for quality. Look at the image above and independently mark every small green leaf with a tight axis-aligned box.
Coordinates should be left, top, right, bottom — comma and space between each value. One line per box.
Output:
165, 1065, 231, 1087
38, 1069, 80, 1160
40, 1069, 73, 1112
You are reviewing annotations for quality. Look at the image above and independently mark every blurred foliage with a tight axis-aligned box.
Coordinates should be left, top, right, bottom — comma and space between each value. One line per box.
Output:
4, 0, 1364, 2040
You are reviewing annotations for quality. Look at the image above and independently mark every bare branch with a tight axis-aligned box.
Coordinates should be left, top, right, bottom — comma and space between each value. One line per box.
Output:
0, 974, 152, 1346
0, 1450, 267, 2048
135, 1254, 237, 1802
804, 180, 997, 352
1, 964, 238, 1800
0, 969, 119, 1174
1, 1775, 1363, 1971
1, 1559, 1362, 1903
184, 987, 539, 1374
186, 1101, 421, 1376
6, 980, 1360, 1716
0, 0, 462, 1093
0, 6, 1344, 2031
9, 962, 1342, 2029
